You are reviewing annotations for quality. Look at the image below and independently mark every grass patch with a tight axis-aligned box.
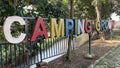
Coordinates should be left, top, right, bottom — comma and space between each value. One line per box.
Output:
105, 29, 120, 40
97, 60, 105, 65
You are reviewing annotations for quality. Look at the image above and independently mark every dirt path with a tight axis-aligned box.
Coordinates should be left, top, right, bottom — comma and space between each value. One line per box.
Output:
46, 39, 120, 68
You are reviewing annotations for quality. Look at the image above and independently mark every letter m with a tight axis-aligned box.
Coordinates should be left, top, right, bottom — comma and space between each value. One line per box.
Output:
50, 18, 64, 38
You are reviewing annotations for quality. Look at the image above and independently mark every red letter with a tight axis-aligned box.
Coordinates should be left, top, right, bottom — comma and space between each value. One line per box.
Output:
111, 20, 115, 29
84, 20, 92, 33
31, 18, 48, 41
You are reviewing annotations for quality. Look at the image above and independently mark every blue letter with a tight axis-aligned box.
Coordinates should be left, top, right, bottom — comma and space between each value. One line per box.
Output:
100, 20, 105, 31
64, 19, 74, 36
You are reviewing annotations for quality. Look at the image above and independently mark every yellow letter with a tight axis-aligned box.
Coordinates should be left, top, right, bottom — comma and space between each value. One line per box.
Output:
95, 21, 100, 31
50, 18, 64, 38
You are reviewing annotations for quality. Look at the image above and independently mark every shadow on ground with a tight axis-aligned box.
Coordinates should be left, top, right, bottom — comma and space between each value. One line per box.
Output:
46, 39, 120, 68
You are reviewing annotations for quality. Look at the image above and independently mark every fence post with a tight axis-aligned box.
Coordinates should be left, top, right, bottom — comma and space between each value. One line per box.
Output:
25, 19, 30, 68
37, 37, 43, 62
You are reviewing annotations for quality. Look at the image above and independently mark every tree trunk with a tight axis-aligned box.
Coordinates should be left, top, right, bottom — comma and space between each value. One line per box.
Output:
95, 6, 105, 41
66, 0, 74, 61
95, 6, 100, 22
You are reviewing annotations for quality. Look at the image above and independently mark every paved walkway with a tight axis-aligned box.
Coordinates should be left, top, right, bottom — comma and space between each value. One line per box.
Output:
89, 45, 120, 68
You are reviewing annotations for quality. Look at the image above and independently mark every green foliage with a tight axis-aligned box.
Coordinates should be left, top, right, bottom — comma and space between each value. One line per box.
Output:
91, 0, 119, 19
111, 0, 120, 15
0, 0, 30, 25
0, 0, 14, 25
0, 0, 116, 25
100, 0, 111, 19
0, 44, 24, 67
30, 0, 69, 18
91, 0, 112, 19
74, 0, 96, 19
92, 0, 103, 7
74, 0, 112, 19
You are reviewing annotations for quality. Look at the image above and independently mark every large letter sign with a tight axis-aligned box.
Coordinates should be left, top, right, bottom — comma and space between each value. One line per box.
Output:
50, 18, 64, 38
95, 21, 100, 31
77, 19, 85, 34
108, 20, 115, 29
64, 19, 74, 36
2, 15, 115, 44
31, 17, 48, 41
84, 20, 92, 33
3, 16, 26, 44
104, 20, 109, 30
100, 20, 105, 31
111, 20, 115, 29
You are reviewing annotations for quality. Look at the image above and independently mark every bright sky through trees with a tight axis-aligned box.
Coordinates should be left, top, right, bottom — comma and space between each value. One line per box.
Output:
111, 13, 120, 21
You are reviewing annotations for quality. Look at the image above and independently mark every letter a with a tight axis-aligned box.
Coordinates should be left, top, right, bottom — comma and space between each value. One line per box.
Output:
31, 18, 48, 41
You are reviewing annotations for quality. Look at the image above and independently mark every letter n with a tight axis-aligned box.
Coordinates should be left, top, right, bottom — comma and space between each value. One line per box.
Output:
77, 19, 85, 34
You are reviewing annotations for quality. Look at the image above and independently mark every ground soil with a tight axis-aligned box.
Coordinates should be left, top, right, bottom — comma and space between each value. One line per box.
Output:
35, 29, 120, 68
45, 39, 120, 68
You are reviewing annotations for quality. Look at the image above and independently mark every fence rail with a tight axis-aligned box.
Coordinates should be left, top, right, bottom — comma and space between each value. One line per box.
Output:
0, 37, 69, 68
0, 17, 70, 68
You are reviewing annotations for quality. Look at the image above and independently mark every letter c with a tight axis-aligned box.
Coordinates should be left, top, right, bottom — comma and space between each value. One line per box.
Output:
3, 16, 26, 44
